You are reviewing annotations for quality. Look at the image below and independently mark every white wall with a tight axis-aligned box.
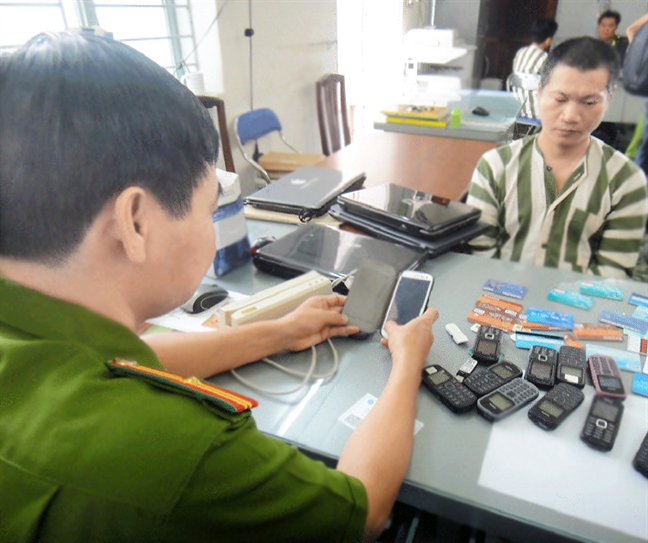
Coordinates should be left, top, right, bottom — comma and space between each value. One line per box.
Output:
195, 0, 338, 195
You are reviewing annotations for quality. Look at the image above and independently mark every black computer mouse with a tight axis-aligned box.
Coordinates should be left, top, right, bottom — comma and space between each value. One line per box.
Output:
471, 106, 490, 116
180, 285, 229, 314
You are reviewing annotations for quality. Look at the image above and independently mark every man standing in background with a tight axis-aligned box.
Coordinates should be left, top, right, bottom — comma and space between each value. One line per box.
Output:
511, 18, 559, 120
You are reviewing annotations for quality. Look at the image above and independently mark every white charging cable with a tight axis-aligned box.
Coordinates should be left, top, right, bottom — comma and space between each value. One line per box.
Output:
230, 339, 340, 395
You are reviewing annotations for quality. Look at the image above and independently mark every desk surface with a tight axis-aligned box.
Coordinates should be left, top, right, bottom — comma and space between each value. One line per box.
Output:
212, 220, 648, 543
317, 131, 495, 201
376, 90, 522, 143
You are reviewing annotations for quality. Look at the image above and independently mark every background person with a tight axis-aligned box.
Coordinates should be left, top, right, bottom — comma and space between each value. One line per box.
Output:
0, 31, 439, 543
467, 37, 648, 279
511, 18, 559, 120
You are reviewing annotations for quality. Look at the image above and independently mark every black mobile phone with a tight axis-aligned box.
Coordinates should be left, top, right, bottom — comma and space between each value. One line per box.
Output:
471, 326, 502, 365
477, 378, 539, 422
342, 259, 398, 339
463, 360, 522, 397
381, 270, 434, 338
525, 345, 558, 389
422, 364, 477, 414
556, 346, 587, 388
588, 355, 627, 400
580, 395, 624, 452
527, 382, 585, 431
633, 431, 648, 478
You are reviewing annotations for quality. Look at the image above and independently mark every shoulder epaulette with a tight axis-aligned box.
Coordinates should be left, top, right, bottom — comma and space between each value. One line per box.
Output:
105, 359, 258, 414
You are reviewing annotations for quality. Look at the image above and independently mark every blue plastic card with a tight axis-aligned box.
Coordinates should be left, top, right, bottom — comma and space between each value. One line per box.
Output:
547, 289, 593, 310
585, 344, 643, 372
631, 373, 648, 398
482, 279, 527, 299
628, 292, 648, 308
513, 332, 564, 350
579, 282, 624, 301
599, 309, 648, 336
526, 307, 574, 329
632, 305, 648, 322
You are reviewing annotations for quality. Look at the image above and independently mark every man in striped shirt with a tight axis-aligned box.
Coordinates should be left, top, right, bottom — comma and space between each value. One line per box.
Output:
511, 18, 558, 119
467, 37, 648, 279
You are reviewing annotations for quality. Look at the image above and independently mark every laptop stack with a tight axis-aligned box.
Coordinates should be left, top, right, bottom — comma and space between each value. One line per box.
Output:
328, 184, 488, 258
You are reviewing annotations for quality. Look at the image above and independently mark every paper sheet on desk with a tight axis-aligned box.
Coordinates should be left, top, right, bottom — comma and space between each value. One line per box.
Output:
478, 391, 648, 541
146, 291, 246, 333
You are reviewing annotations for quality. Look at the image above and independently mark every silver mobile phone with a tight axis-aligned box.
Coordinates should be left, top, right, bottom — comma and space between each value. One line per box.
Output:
381, 270, 434, 338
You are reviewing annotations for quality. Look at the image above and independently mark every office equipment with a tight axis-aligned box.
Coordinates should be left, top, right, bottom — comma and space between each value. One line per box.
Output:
234, 108, 323, 184
252, 223, 427, 280
218, 270, 332, 327
316, 73, 351, 156
337, 184, 481, 239
328, 204, 487, 258
244, 166, 365, 221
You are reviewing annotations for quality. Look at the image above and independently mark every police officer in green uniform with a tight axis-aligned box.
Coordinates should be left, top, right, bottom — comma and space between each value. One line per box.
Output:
0, 32, 439, 542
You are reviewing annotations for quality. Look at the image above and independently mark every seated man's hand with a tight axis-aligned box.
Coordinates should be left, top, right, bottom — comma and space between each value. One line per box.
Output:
277, 294, 360, 352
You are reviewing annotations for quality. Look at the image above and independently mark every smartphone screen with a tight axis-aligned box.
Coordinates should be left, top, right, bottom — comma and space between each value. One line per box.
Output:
382, 272, 433, 336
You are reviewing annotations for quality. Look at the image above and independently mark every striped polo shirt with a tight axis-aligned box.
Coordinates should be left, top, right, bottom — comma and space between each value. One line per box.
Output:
511, 45, 547, 119
466, 135, 648, 279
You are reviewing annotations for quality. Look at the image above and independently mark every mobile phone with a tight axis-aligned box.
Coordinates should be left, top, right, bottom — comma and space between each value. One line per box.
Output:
471, 326, 502, 365
580, 395, 624, 452
463, 360, 522, 397
342, 259, 398, 339
633, 431, 648, 478
381, 270, 434, 338
477, 378, 539, 422
588, 355, 627, 400
556, 346, 587, 388
422, 364, 478, 414
525, 345, 558, 389
527, 382, 585, 431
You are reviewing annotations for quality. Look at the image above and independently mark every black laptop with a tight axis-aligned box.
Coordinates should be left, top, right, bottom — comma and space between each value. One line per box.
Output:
244, 166, 366, 222
328, 204, 488, 258
337, 184, 481, 239
252, 223, 427, 280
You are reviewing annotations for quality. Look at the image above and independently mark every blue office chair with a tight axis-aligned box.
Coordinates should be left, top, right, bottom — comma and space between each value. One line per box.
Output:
234, 108, 300, 185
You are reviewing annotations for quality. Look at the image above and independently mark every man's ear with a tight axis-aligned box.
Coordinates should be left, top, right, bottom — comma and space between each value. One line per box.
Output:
113, 186, 150, 264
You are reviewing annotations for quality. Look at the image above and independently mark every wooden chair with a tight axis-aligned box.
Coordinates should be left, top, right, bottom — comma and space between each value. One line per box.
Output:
196, 95, 236, 173
316, 73, 351, 156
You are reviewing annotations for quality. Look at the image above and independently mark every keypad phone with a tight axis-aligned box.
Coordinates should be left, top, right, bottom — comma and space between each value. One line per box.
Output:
526, 345, 558, 389
556, 346, 587, 388
463, 360, 522, 397
477, 378, 539, 422
422, 364, 478, 414
580, 395, 624, 452
528, 382, 585, 431
588, 355, 626, 400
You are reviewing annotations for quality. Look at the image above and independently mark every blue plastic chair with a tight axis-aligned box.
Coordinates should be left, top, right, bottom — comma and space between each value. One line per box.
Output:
234, 108, 299, 184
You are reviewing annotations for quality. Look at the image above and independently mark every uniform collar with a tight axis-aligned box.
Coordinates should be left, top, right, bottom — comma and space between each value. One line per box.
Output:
0, 276, 160, 367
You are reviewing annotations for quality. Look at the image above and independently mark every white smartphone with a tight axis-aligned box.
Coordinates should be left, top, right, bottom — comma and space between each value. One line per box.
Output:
381, 270, 434, 338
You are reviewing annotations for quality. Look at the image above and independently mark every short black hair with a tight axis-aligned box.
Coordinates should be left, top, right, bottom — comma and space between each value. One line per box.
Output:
598, 10, 621, 26
539, 36, 620, 91
0, 31, 219, 264
531, 18, 558, 44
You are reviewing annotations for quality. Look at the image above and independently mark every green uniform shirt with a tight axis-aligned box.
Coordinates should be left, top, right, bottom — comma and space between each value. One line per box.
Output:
0, 277, 368, 543
467, 135, 648, 278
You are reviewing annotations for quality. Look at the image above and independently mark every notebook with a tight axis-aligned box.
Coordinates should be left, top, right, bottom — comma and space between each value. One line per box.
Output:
252, 223, 427, 280
244, 166, 366, 222
337, 184, 481, 239
328, 204, 488, 258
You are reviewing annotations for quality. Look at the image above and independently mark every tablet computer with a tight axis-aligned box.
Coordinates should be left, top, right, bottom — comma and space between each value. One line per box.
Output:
337, 184, 481, 239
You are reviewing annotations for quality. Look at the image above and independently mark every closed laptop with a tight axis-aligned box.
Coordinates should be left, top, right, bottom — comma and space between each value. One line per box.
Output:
252, 223, 427, 280
337, 183, 481, 239
244, 166, 366, 221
